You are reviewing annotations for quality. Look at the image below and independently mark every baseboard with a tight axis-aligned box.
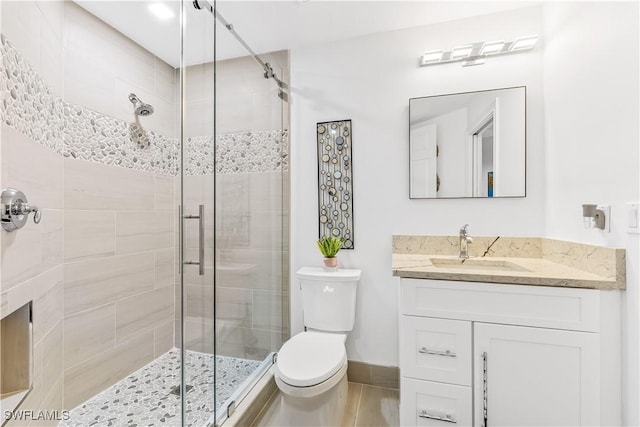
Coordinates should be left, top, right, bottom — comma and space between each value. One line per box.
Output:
347, 360, 399, 390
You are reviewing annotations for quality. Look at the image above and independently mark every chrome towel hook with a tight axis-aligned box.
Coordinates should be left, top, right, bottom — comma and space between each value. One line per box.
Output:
1, 188, 41, 231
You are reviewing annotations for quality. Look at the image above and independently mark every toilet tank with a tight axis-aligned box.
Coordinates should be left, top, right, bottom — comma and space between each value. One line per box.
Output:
297, 267, 361, 332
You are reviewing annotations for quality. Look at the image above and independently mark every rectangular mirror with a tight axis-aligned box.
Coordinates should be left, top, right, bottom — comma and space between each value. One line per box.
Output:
409, 86, 526, 198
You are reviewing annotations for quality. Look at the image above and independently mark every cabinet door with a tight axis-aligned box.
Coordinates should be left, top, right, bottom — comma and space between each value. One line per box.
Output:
401, 316, 472, 385
473, 323, 600, 426
401, 377, 472, 427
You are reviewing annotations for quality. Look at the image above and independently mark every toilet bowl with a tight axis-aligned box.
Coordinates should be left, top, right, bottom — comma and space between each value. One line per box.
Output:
274, 267, 361, 426
275, 331, 349, 425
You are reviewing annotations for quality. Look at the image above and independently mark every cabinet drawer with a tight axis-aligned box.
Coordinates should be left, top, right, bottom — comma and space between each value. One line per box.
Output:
401, 378, 472, 427
401, 279, 600, 332
401, 316, 471, 386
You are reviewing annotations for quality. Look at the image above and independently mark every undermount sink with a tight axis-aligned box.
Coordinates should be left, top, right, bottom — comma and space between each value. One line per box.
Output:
429, 257, 532, 272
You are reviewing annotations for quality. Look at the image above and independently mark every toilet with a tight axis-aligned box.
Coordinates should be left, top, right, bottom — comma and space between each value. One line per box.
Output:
274, 267, 361, 426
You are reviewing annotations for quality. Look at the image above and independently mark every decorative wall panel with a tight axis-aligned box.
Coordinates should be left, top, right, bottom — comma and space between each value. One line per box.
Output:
317, 119, 354, 249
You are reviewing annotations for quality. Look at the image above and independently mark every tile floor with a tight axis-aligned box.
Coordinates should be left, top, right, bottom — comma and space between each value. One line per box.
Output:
341, 383, 399, 427
61, 349, 261, 427
256, 382, 399, 427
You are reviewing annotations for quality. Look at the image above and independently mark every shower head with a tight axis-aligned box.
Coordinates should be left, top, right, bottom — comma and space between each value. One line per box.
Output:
128, 93, 154, 117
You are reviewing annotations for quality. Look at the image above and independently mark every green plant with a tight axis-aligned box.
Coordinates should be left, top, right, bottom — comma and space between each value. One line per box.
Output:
316, 237, 344, 258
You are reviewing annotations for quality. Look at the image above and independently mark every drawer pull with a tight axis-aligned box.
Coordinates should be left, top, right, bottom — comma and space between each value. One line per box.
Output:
418, 410, 457, 423
418, 347, 457, 357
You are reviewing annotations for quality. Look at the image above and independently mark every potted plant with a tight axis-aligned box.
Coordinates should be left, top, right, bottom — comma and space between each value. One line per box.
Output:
316, 236, 344, 271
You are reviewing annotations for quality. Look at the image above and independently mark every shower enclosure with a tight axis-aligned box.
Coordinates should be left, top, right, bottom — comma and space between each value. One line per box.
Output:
0, 0, 288, 425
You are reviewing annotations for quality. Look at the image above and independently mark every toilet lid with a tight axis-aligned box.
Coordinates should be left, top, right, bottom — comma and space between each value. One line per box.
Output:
276, 332, 347, 387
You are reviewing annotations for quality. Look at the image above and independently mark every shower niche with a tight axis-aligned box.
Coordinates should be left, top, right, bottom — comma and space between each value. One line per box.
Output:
0, 301, 33, 415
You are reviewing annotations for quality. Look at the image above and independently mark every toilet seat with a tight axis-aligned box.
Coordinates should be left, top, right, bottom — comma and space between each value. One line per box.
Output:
276, 331, 347, 387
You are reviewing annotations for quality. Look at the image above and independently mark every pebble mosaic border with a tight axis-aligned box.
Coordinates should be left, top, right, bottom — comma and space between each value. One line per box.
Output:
61, 349, 262, 427
0, 35, 288, 176
185, 130, 289, 175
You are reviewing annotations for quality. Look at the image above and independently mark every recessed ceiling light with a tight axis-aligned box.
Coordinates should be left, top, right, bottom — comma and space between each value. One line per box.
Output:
148, 3, 175, 21
451, 45, 473, 59
421, 50, 443, 65
510, 35, 538, 51
480, 41, 505, 55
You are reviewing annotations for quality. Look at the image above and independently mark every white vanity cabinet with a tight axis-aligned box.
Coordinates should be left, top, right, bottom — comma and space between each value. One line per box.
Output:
399, 278, 621, 427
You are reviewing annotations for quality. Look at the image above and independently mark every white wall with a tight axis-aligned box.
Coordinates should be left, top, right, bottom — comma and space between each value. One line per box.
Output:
542, 2, 639, 424
290, 6, 545, 365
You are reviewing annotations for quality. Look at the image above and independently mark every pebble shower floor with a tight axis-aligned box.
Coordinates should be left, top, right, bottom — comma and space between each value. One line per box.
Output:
61, 349, 261, 427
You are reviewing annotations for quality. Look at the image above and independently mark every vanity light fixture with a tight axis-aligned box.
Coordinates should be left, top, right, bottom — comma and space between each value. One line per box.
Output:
419, 34, 539, 67
511, 35, 539, 51
451, 44, 473, 59
420, 49, 443, 65
480, 40, 505, 55
148, 2, 175, 21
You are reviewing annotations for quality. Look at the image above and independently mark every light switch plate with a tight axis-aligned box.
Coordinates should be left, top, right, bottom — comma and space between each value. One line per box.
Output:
628, 203, 640, 234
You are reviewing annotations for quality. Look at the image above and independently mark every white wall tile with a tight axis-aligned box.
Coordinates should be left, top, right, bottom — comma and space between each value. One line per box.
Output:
155, 57, 177, 103
2, 124, 64, 210
38, 3, 63, 96
154, 248, 175, 289
154, 175, 175, 212
64, 211, 116, 262
63, 44, 117, 117
115, 286, 173, 343
115, 211, 173, 254
1, 222, 43, 291
1, 0, 41, 73
64, 158, 155, 211
41, 320, 63, 399
32, 270, 64, 345
41, 208, 63, 273
153, 319, 174, 358
63, 330, 154, 410
64, 252, 155, 315
64, 303, 116, 369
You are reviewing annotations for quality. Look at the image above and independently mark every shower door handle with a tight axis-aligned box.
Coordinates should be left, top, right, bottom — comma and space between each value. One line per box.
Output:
184, 205, 205, 276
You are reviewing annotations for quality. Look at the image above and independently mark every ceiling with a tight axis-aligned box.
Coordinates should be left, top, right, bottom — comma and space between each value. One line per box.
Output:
75, 1, 539, 68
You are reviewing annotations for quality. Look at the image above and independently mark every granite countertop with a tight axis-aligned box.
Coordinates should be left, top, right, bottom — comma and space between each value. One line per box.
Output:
392, 236, 626, 290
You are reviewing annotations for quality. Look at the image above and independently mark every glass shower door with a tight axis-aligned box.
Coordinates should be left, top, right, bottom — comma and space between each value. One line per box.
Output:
179, 0, 288, 424
212, 41, 289, 427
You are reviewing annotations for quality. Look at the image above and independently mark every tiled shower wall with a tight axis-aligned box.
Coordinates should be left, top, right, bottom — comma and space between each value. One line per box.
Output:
0, 0, 178, 416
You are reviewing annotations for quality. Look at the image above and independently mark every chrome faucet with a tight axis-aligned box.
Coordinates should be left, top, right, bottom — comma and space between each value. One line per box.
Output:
459, 224, 473, 259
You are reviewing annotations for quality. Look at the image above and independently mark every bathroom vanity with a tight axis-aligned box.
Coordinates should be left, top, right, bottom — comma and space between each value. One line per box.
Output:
393, 235, 625, 426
